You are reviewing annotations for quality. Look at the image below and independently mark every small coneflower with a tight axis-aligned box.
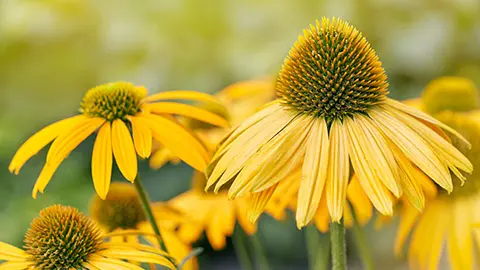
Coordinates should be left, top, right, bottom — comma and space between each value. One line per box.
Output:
9, 81, 227, 199
0, 205, 175, 269
89, 182, 198, 270
394, 77, 480, 270
205, 17, 473, 229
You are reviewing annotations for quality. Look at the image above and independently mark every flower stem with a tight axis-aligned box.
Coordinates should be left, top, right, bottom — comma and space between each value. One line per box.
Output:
250, 233, 270, 270
330, 219, 347, 270
134, 175, 176, 265
351, 210, 374, 270
233, 226, 254, 270
305, 226, 330, 270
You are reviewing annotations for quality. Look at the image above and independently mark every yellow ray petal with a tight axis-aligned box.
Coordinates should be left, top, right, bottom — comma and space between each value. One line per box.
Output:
144, 90, 225, 108
144, 102, 228, 128
427, 202, 448, 270
265, 170, 301, 220
206, 202, 235, 250
313, 192, 330, 233
229, 114, 310, 197
218, 79, 273, 100
161, 229, 197, 270
87, 254, 145, 270
344, 117, 394, 215
296, 118, 329, 228
9, 115, 83, 174
249, 184, 278, 223
235, 199, 258, 235
326, 120, 349, 222
385, 98, 470, 147
0, 242, 28, 261
46, 116, 105, 163
208, 108, 293, 193
371, 109, 453, 192
448, 199, 473, 270
394, 204, 420, 256
346, 176, 372, 226
92, 123, 113, 199
0, 261, 32, 270
392, 147, 425, 211
111, 119, 138, 182
128, 116, 152, 159
149, 146, 179, 170
144, 114, 208, 172
97, 247, 175, 269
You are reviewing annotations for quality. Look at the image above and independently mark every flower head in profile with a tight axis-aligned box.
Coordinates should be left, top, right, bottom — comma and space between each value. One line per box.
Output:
393, 77, 480, 270
0, 205, 175, 269
205, 17, 472, 229
149, 78, 276, 250
9, 82, 227, 199
89, 182, 198, 270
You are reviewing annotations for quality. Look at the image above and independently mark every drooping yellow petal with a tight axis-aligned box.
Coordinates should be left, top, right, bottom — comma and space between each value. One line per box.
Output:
326, 120, 349, 222
32, 117, 105, 198
91, 123, 113, 199
112, 119, 138, 182
394, 204, 420, 256
143, 90, 225, 108
313, 192, 330, 233
371, 109, 453, 192
235, 199, 257, 235
296, 118, 329, 228
149, 146, 179, 170
128, 116, 152, 159
426, 202, 448, 270
97, 246, 175, 269
344, 117, 394, 215
0, 261, 32, 270
206, 202, 235, 250
9, 115, 83, 174
249, 184, 278, 223
447, 199, 473, 270
144, 102, 228, 128
229, 114, 309, 197
0, 242, 28, 261
87, 254, 145, 270
161, 229, 197, 270
143, 114, 208, 172
346, 176, 372, 226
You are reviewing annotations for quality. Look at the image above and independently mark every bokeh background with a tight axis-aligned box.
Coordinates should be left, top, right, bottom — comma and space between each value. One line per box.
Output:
1, 0, 479, 269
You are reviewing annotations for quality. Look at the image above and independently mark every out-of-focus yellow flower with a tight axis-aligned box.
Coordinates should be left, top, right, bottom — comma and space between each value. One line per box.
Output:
9, 81, 227, 199
393, 77, 480, 270
0, 205, 176, 269
205, 17, 472, 229
89, 182, 198, 270
150, 77, 276, 250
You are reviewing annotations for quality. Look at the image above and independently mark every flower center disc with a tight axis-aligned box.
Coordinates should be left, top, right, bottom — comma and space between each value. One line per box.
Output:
24, 205, 102, 269
90, 182, 146, 231
80, 82, 147, 121
276, 17, 388, 122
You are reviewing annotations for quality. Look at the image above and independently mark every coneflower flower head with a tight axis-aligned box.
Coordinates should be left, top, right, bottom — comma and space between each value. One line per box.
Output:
205, 17, 473, 229
277, 18, 388, 122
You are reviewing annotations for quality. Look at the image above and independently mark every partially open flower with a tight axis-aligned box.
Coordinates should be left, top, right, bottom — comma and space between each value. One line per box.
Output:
0, 205, 175, 269
9, 82, 227, 199
205, 17, 472, 229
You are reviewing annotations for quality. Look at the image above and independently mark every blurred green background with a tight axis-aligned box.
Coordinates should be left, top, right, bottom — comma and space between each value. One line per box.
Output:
1, 0, 479, 269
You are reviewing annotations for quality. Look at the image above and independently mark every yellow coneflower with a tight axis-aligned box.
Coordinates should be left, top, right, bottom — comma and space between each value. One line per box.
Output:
0, 205, 176, 269
393, 77, 480, 270
9, 81, 227, 199
205, 17, 472, 229
149, 78, 275, 169
149, 78, 276, 250
89, 182, 198, 270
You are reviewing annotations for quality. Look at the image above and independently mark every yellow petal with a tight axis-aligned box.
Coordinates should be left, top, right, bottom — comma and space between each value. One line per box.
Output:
144, 114, 208, 172
206, 202, 235, 250
112, 119, 138, 182
0, 242, 28, 261
144, 102, 228, 128
394, 204, 420, 256
249, 184, 278, 223
393, 149, 425, 211
97, 247, 175, 269
296, 118, 329, 228
371, 109, 453, 192
326, 120, 349, 222
148, 146, 179, 170
235, 198, 258, 235
447, 199, 473, 270
128, 116, 152, 159
161, 229, 197, 270
313, 193, 330, 233
9, 115, 83, 174
427, 202, 448, 270
92, 123, 113, 200
344, 117, 393, 216
87, 254, 145, 270
0, 261, 32, 270
144, 90, 225, 109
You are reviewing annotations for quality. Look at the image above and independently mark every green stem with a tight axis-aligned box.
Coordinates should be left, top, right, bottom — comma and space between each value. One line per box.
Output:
249, 233, 270, 270
232, 227, 254, 270
134, 175, 176, 266
305, 226, 330, 270
351, 210, 374, 270
330, 220, 347, 270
